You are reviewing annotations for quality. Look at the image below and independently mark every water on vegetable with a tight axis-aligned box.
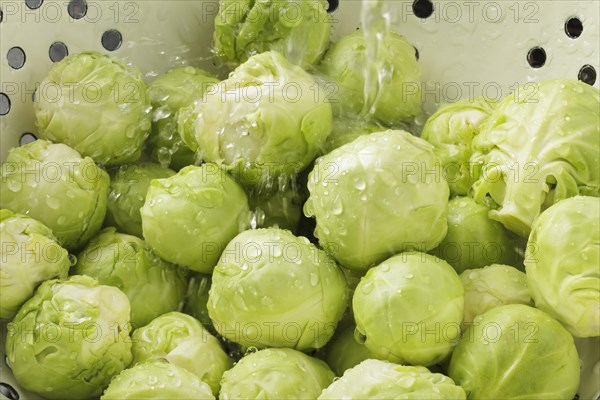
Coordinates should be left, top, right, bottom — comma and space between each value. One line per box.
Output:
360, 0, 393, 118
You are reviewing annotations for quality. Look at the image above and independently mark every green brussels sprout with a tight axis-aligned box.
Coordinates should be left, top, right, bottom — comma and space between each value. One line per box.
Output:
106, 163, 176, 237
421, 97, 496, 196
448, 304, 580, 399
0, 140, 109, 251
140, 164, 250, 273
220, 348, 335, 399
430, 196, 519, 273
248, 185, 303, 231
6, 275, 133, 400
471, 79, 600, 237
323, 118, 383, 154
525, 196, 600, 337
213, 0, 331, 70
34, 51, 151, 166
0, 209, 70, 319
131, 312, 232, 395
320, 30, 421, 124
74, 228, 187, 328
146, 67, 219, 170
323, 322, 375, 376
101, 360, 215, 400
460, 264, 531, 328
304, 130, 449, 271
184, 273, 214, 331
319, 359, 466, 399
353, 252, 463, 366
179, 51, 333, 189
208, 227, 348, 350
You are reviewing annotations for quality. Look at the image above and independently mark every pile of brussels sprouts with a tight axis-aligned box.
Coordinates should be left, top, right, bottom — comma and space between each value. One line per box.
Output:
1, 0, 599, 399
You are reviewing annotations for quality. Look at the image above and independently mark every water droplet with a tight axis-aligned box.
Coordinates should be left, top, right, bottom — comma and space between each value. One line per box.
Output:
468, 271, 480, 280
57, 216, 67, 226
353, 177, 366, 190
361, 281, 374, 293
7, 180, 22, 192
310, 272, 319, 286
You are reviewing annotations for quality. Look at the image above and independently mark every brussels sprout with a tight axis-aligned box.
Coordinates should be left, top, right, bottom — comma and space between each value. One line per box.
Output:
319, 359, 466, 399
101, 360, 215, 400
525, 196, 600, 337
74, 228, 187, 328
220, 348, 335, 399
304, 130, 449, 271
460, 264, 531, 328
248, 185, 303, 231
0, 209, 70, 319
34, 51, 151, 166
323, 322, 375, 376
6, 275, 132, 400
131, 312, 232, 395
184, 273, 214, 331
208, 227, 348, 350
320, 30, 421, 124
140, 164, 250, 273
430, 196, 519, 273
421, 97, 496, 196
353, 252, 463, 366
471, 79, 600, 237
323, 118, 383, 154
0, 140, 109, 251
105, 163, 175, 237
213, 0, 331, 70
448, 304, 580, 399
146, 67, 219, 170
179, 51, 333, 190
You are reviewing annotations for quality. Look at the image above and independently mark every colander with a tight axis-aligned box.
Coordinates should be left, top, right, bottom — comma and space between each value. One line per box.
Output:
0, 0, 599, 399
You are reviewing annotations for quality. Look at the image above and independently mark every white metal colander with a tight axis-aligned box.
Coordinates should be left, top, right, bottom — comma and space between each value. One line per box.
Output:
0, 0, 599, 399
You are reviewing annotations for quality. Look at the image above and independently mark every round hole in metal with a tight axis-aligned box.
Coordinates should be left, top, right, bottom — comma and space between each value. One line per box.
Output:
0, 382, 20, 400
67, 0, 87, 19
49, 42, 69, 62
20, 133, 38, 145
527, 46, 546, 68
7, 47, 26, 69
0, 93, 10, 116
326, 0, 338, 12
564, 17, 583, 39
412, 0, 433, 19
101, 29, 123, 51
25, 0, 43, 9
578, 64, 597, 86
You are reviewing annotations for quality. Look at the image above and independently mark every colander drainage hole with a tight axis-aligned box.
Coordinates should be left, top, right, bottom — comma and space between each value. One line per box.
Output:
68, 0, 87, 19
102, 29, 123, 51
527, 46, 546, 68
49, 42, 69, 62
412, 0, 434, 19
7, 47, 26, 70
24, 0, 43, 10
0, 382, 19, 400
578, 65, 597, 86
20, 133, 38, 145
0, 93, 10, 116
326, 0, 338, 12
0, 7, 4, 23
564, 17, 583, 39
